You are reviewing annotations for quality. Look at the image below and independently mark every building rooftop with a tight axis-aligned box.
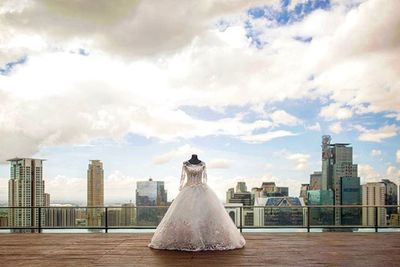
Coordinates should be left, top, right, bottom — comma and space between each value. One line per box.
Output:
0, 233, 398, 266
329, 143, 351, 147
255, 196, 305, 206
7, 157, 46, 162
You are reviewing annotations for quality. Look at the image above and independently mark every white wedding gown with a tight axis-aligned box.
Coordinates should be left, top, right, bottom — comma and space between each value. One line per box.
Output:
148, 161, 245, 251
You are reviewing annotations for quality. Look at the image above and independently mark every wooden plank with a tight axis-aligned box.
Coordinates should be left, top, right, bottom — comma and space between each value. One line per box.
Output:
0, 233, 399, 266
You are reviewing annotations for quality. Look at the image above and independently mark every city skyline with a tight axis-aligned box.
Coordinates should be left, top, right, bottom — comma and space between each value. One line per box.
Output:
0, 0, 399, 204
0, 134, 398, 205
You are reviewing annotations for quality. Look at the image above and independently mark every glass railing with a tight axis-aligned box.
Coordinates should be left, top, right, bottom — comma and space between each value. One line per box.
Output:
0, 205, 399, 233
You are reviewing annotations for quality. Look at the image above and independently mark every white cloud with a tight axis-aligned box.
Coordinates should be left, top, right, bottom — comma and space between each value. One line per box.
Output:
357, 124, 398, 142
44, 172, 138, 204
153, 145, 203, 165
0, 0, 272, 65
208, 159, 232, 169
264, 163, 273, 169
396, 150, 400, 163
386, 165, 400, 179
270, 110, 301, 126
329, 122, 343, 134
358, 164, 380, 184
44, 175, 86, 204
286, 153, 310, 171
371, 149, 381, 157
307, 122, 321, 132
309, 0, 400, 117
0, 0, 399, 162
105, 171, 139, 204
240, 130, 297, 144
319, 103, 352, 120
386, 113, 400, 121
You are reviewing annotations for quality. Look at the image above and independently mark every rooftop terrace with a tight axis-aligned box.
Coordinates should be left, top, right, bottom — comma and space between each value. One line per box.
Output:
1, 233, 399, 266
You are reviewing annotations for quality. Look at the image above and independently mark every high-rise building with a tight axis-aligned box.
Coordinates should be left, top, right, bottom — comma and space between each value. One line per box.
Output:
0, 209, 9, 227
251, 187, 263, 198
45, 206, 76, 227
254, 197, 305, 226
236, 182, 248, 193
227, 182, 252, 205
44, 193, 50, 207
361, 179, 398, 226
108, 208, 122, 226
8, 158, 46, 232
261, 182, 276, 195
309, 171, 322, 190
106, 203, 137, 227
340, 176, 361, 225
321, 135, 332, 191
307, 190, 334, 225
136, 178, 167, 225
362, 182, 386, 226
226, 188, 235, 203
121, 203, 136, 226
253, 182, 287, 197
320, 136, 360, 225
227, 191, 253, 206
380, 179, 398, 218
276, 187, 289, 196
300, 184, 309, 203
226, 183, 253, 226
87, 160, 104, 227
389, 213, 400, 226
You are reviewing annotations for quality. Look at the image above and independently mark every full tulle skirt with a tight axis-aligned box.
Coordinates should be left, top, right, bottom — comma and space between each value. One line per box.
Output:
148, 183, 246, 251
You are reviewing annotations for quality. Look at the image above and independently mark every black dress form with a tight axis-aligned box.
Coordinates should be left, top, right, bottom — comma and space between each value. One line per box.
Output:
188, 154, 201, 165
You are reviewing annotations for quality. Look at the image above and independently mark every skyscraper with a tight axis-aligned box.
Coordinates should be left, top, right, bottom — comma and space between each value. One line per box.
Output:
362, 179, 398, 226
252, 182, 287, 197
44, 193, 50, 207
321, 135, 332, 191
340, 176, 361, 225
8, 158, 46, 232
299, 184, 309, 203
309, 171, 322, 190
307, 189, 334, 225
380, 179, 398, 218
226, 188, 235, 202
121, 203, 136, 226
362, 182, 386, 226
254, 196, 305, 226
136, 178, 167, 225
226, 182, 253, 226
87, 160, 104, 227
236, 182, 248, 193
276, 187, 289, 196
261, 182, 276, 195
45, 206, 76, 227
320, 136, 360, 225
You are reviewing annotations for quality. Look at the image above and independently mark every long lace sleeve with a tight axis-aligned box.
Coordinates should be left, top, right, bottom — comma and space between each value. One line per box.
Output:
179, 164, 186, 191
202, 164, 207, 184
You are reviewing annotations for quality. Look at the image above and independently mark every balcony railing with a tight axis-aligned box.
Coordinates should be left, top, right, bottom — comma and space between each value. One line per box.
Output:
0, 205, 399, 233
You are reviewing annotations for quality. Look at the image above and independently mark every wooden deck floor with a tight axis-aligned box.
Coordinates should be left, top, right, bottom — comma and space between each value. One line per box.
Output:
0, 233, 399, 266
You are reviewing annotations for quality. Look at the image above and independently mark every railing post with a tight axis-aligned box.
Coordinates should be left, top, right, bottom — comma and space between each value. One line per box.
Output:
105, 207, 108, 233
375, 206, 378, 233
38, 207, 42, 233
239, 206, 243, 233
307, 206, 310, 233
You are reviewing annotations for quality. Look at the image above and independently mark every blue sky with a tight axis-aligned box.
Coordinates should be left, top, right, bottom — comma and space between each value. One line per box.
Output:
0, 0, 399, 204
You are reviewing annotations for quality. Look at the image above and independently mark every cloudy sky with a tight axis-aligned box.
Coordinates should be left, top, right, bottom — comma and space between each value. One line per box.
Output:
0, 0, 399, 204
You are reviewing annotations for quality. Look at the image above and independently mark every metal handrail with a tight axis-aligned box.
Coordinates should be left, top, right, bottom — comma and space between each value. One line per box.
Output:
0, 205, 400, 209
0, 205, 399, 233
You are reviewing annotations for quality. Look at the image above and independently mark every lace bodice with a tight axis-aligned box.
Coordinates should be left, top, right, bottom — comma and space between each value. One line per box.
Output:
179, 161, 207, 190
